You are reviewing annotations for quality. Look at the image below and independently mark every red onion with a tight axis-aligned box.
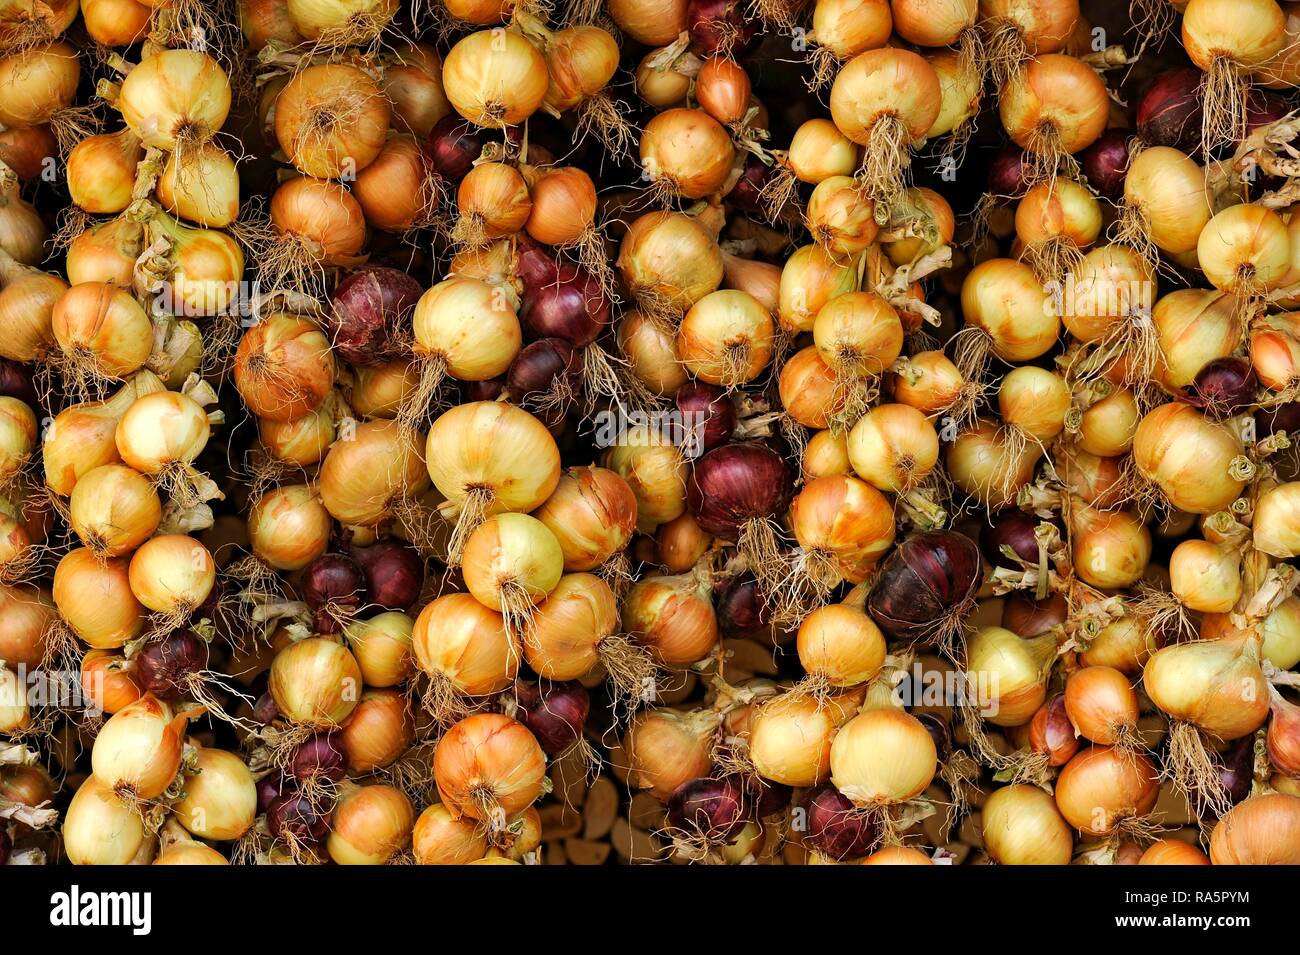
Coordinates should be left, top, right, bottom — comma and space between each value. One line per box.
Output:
1137, 69, 1202, 152
687, 444, 792, 540
1189, 735, 1254, 821
513, 680, 590, 755
743, 775, 792, 817
1080, 132, 1130, 200
688, 0, 762, 58
980, 510, 1043, 569
288, 732, 346, 783
256, 775, 287, 814
1188, 356, 1257, 420
728, 155, 778, 215
867, 531, 982, 644
666, 776, 750, 840
0, 358, 37, 408
507, 338, 583, 427
135, 630, 208, 699
1256, 401, 1300, 438
914, 712, 952, 758
302, 553, 366, 633
800, 783, 879, 860
716, 573, 774, 639
1002, 591, 1069, 637
253, 690, 281, 726
521, 260, 610, 347
675, 381, 737, 453
425, 115, 487, 183
350, 539, 424, 611
266, 791, 330, 845
987, 144, 1029, 198
1246, 89, 1292, 137
463, 377, 506, 402
327, 266, 423, 366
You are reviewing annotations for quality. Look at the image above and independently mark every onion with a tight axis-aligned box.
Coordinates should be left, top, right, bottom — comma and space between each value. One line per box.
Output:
624, 706, 720, 800
1153, 289, 1240, 391
119, 50, 230, 150
533, 466, 638, 572
234, 313, 335, 423
1209, 793, 1300, 864
1139, 839, 1211, 865
1144, 630, 1268, 740
0, 41, 78, 128
344, 612, 414, 688
443, 29, 549, 128
619, 311, 689, 395
66, 128, 145, 215
1188, 356, 1257, 419
91, 693, 191, 801
749, 693, 836, 787
53, 547, 144, 649
434, 713, 547, 824
617, 211, 724, 317
175, 748, 257, 841
319, 418, 428, 528
603, 433, 688, 532
129, 535, 216, 617
248, 484, 332, 571
687, 443, 792, 542
998, 54, 1108, 158
1003, 591, 1068, 637
806, 176, 878, 260
623, 570, 718, 666
425, 115, 488, 184
1069, 504, 1152, 589
1028, 694, 1079, 767
657, 513, 712, 572
609, 0, 689, 45
966, 626, 1057, 726
1132, 402, 1245, 514
717, 573, 773, 639
381, 44, 450, 137
269, 176, 367, 269
847, 404, 939, 492
462, 512, 563, 629
867, 530, 981, 644
51, 282, 153, 385
156, 141, 240, 228
327, 266, 422, 366
1267, 686, 1300, 777
411, 277, 522, 402
1252, 481, 1300, 557
0, 583, 54, 669
789, 474, 896, 586
1197, 203, 1292, 296
63, 776, 147, 865
327, 784, 414, 865
350, 538, 424, 611
779, 345, 838, 429
981, 784, 1073, 865
1063, 666, 1139, 746
1169, 539, 1241, 613
269, 637, 363, 727
1079, 132, 1130, 199
830, 708, 937, 806
412, 803, 488, 864
513, 680, 590, 756
1119, 147, 1212, 257
275, 64, 389, 179
1077, 387, 1139, 457
641, 108, 734, 201
695, 56, 751, 126
413, 593, 520, 709
959, 258, 1059, 363
134, 629, 206, 700
301, 553, 365, 633
799, 782, 879, 861
523, 573, 621, 681
65, 217, 142, 288
455, 162, 533, 247
507, 338, 581, 428
525, 167, 597, 247
1137, 69, 1203, 151
1079, 616, 1156, 675
785, 117, 861, 185
1055, 746, 1159, 836
266, 790, 329, 848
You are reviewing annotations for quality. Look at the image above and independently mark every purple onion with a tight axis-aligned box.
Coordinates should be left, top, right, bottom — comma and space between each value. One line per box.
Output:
463, 377, 506, 402
1080, 132, 1130, 199
327, 266, 423, 366
980, 510, 1043, 569
716, 573, 773, 639
1002, 591, 1069, 637
742, 775, 792, 818
1246, 89, 1293, 138
513, 680, 590, 755
1256, 401, 1300, 438
666, 777, 750, 839
257, 775, 287, 814
266, 791, 330, 845
987, 144, 1029, 198
135, 630, 207, 698
1189, 736, 1255, 821
1137, 69, 1202, 151
425, 116, 487, 183
253, 691, 281, 726
350, 539, 424, 611
520, 260, 610, 347
301, 553, 366, 633
1188, 356, 1257, 420
727, 154, 777, 215
288, 733, 346, 783
914, 712, 952, 758
687, 444, 793, 540
801, 783, 879, 861
507, 338, 583, 427
0, 358, 37, 407
687, 0, 762, 57
675, 381, 737, 453
867, 531, 983, 643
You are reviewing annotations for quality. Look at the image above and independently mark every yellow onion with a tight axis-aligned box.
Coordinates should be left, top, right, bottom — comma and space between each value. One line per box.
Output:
80, 649, 142, 716
1055, 746, 1159, 836
51, 282, 153, 382
523, 572, 622, 681
82, 0, 150, 45
789, 475, 896, 583
351, 135, 434, 234
348, 361, 417, 419
694, 55, 751, 126
269, 176, 367, 269
785, 117, 861, 184
276, 63, 390, 179
248, 484, 331, 571
412, 802, 488, 865
1253, 481, 1300, 557
234, 313, 335, 423
890, 350, 966, 414
624, 706, 719, 799
128, 535, 215, 616
338, 688, 414, 772
1076, 387, 1139, 457
780, 346, 838, 429
998, 366, 1069, 442
960, 258, 1059, 362
411, 277, 522, 385
778, 243, 860, 334
532, 466, 638, 571
721, 254, 781, 314
1152, 289, 1240, 391
119, 50, 230, 150
66, 128, 145, 215
1143, 630, 1268, 739
115, 388, 216, 485
981, 783, 1073, 865
617, 211, 724, 315
0, 396, 35, 484
677, 289, 775, 386
381, 44, 451, 137
829, 707, 937, 806
602, 433, 687, 532
946, 419, 1041, 510
847, 403, 939, 492
174, 748, 257, 841
1139, 839, 1211, 865
0, 664, 28, 733
813, 290, 904, 386
829, 47, 941, 150
319, 418, 428, 528
455, 163, 532, 246
998, 53, 1109, 156
1015, 178, 1101, 254
1120, 147, 1212, 256
0, 255, 66, 361
1197, 203, 1292, 295
0, 583, 54, 669
634, 49, 691, 108
1209, 793, 1300, 864
91, 694, 191, 800
1169, 539, 1241, 613
640, 108, 735, 200
435, 713, 547, 822
1079, 615, 1156, 676
259, 405, 336, 467
53, 547, 144, 648
656, 512, 711, 572
608, 0, 688, 45
618, 310, 689, 395
344, 612, 414, 688
804, 430, 852, 481
885, 187, 955, 265
68, 463, 161, 558
65, 217, 142, 288
0, 41, 78, 127
463, 513, 563, 618
154, 841, 227, 865
328, 784, 415, 865
63, 775, 148, 865
926, 48, 982, 138
1069, 503, 1152, 589
749, 693, 837, 788
1252, 314, 1300, 390
980, 0, 1078, 55
413, 593, 520, 701
806, 176, 878, 260
47, 378, 160, 495
156, 141, 241, 228
443, 29, 549, 128
525, 166, 598, 247
1060, 245, 1155, 343
966, 626, 1057, 727
1063, 666, 1139, 745
622, 566, 717, 665
269, 637, 363, 727
1132, 402, 1245, 514
239, 0, 305, 48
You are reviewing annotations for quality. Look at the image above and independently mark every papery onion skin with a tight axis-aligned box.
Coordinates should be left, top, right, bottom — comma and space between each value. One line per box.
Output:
687, 444, 792, 540
1209, 793, 1300, 865
867, 531, 981, 642
328, 267, 422, 366
981, 784, 1073, 865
